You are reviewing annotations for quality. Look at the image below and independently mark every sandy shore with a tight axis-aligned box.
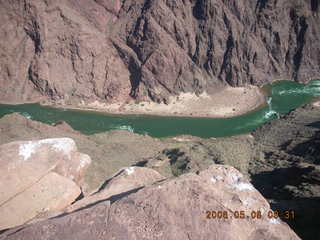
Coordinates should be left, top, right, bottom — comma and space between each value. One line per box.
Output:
49, 85, 267, 118
0, 85, 266, 118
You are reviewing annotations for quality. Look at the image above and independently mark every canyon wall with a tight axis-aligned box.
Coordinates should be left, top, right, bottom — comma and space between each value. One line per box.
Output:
0, 0, 319, 103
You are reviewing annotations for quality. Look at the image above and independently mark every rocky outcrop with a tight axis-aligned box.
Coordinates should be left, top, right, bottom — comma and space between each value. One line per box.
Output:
1, 165, 300, 240
0, 138, 91, 230
0, 0, 319, 103
65, 166, 166, 213
0, 172, 80, 231
135, 135, 255, 177
0, 113, 167, 194
250, 104, 320, 240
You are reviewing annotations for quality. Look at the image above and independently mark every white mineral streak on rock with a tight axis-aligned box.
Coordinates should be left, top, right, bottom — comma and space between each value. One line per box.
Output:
211, 177, 217, 183
228, 171, 254, 191
211, 175, 223, 183
216, 176, 223, 181
19, 141, 39, 161
19, 138, 76, 161
126, 167, 135, 175
40, 138, 75, 159
269, 218, 280, 225
77, 154, 92, 171
235, 182, 255, 191
231, 173, 241, 183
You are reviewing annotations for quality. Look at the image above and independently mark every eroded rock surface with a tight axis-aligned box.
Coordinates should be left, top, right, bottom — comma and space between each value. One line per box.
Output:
0, 0, 319, 103
250, 104, 320, 239
1, 165, 300, 240
138, 135, 255, 177
0, 172, 80, 231
66, 166, 166, 213
0, 138, 91, 230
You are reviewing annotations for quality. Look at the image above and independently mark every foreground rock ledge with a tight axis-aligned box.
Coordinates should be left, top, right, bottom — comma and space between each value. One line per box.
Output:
0, 138, 91, 230
2, 165, 300, 240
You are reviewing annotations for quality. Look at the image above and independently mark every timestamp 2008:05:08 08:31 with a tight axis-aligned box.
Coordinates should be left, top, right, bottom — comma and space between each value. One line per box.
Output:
205, 210, 295, 220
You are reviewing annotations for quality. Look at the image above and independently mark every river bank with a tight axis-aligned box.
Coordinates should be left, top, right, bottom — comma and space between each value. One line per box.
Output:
42, 85, 267, 118
2, 80, 320, 138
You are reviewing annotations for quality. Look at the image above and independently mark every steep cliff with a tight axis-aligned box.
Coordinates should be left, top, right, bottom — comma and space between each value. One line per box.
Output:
0, 0, 319, 103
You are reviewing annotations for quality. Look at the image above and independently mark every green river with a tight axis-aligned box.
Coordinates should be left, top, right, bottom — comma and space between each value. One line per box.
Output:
1, 80, 320, 138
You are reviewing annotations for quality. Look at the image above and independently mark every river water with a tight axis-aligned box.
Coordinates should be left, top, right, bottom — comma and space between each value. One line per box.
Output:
0, 80, 319, 138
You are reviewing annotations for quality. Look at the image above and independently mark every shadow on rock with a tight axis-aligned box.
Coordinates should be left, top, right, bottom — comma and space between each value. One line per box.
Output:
306, 121, 320, 129
289, 131, 320, 164
251, 166, 316, 200
251, 165, 320, 240
270, 197, 320, 240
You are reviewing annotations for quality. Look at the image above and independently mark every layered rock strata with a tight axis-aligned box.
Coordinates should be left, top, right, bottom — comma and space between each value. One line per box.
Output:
0, 0, 319, 103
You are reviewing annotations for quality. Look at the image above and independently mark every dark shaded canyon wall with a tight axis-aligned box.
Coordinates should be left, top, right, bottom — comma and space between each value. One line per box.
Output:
0, 0, 319, 103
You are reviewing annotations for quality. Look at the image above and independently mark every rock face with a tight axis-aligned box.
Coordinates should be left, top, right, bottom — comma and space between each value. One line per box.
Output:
66, 166, 166, 213
1, 165, 300, 240
0, 0, 319, 103
138, 135, 255, 177
250, 104, 320, 240
0, 138, 91, 230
